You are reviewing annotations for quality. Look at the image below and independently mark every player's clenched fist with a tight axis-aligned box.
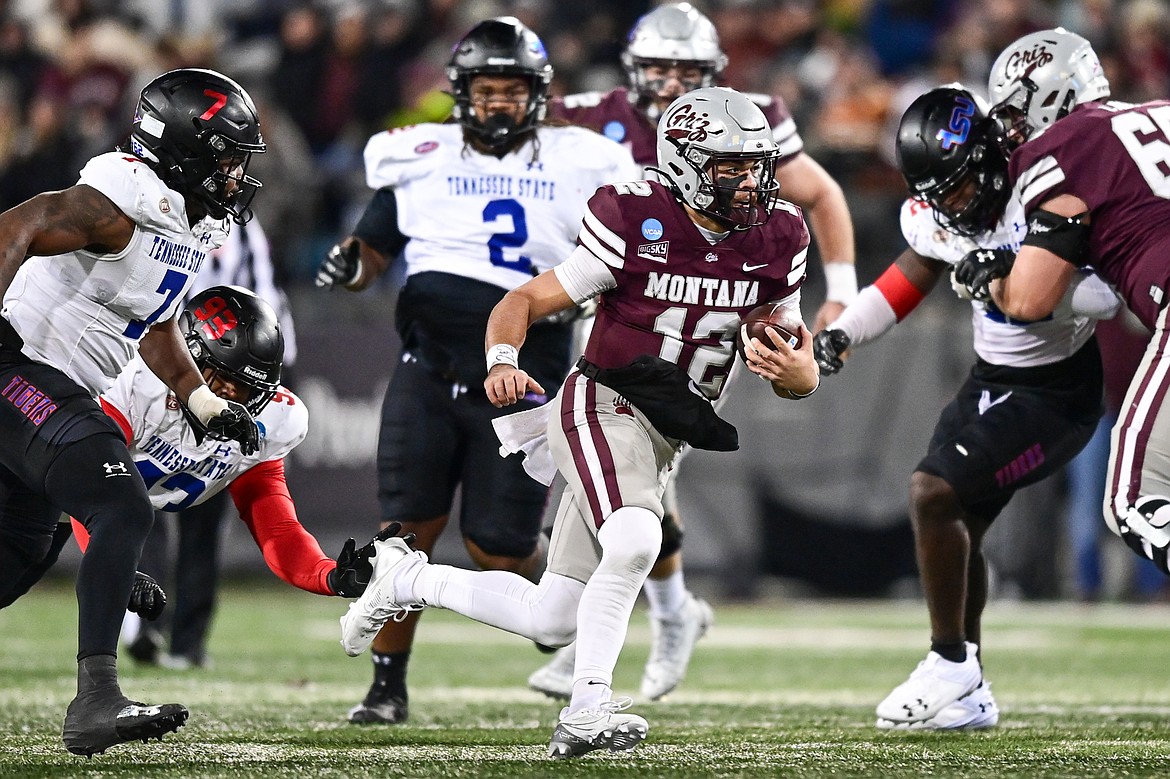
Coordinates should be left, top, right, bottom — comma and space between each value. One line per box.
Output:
485, 365, 545, 408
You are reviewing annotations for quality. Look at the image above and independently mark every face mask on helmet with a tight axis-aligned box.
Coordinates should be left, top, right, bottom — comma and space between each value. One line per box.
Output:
128, 68, 266, 224
896, 85, 1011, 237
622, 3, 728, 119
655, 87, 780, 229
179, 286, 283, 438
986, 28, 1110, 153
447, 17, 553, 152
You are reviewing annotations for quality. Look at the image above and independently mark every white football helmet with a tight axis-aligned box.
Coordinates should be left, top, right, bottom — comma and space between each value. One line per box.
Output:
987, 27, 1110, 148
622, 3, 728, 114
655, 87, 780, 229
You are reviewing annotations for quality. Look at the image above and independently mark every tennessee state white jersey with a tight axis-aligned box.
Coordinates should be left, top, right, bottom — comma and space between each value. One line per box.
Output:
2, 152, 228, 396
363, 123, 639, 291
101, 356, 307, 512
899, 196, 1096, 367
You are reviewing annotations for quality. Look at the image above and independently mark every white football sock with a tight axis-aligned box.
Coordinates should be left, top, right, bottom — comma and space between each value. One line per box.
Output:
569, 506, 662, 713
643, 569, 688, 620
409, 564, 582, 647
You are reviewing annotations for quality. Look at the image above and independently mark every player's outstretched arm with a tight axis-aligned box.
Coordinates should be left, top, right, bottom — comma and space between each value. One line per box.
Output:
776, 154, 856, 332
484, 270, 576, 408
816, 247, 944, 376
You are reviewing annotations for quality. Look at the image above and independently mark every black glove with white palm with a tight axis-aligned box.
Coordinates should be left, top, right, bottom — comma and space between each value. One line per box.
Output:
812, 329, 851, 375
952, 248, 1014, 302
316, 241, 362, 290
328, 522, 418, 598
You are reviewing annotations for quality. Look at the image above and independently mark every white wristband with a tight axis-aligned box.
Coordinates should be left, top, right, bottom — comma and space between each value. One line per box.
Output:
486, 344, 519, 372
786, 374, 821, 399
186, 384, 228, 425
824, 262, 858, 305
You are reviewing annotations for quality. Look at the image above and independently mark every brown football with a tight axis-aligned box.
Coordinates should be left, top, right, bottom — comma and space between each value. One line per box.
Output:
736, 302, 804, 361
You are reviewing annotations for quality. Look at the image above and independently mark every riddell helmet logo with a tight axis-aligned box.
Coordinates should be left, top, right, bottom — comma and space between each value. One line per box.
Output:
1004, 44, 1054, 80
241, 365, 267, 380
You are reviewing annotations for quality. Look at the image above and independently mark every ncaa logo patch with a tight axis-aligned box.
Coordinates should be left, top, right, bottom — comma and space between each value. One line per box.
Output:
414, 141, 439, 154
641, 218, 664, 241
603, 120, 626, 142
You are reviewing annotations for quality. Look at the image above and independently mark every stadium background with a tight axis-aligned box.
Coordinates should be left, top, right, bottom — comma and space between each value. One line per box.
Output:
3, 0, 1163, 601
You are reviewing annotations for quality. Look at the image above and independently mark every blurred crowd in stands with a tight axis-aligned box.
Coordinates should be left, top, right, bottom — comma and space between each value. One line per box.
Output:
2, 0, 1168, 282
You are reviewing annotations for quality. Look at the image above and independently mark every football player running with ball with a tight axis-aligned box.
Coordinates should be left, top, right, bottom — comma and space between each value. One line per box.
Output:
338, 86, 818, 759
0, 69, 265, 755
814, 82, 1120, 729
532, 0, 857, 703
315, 17, 638, 726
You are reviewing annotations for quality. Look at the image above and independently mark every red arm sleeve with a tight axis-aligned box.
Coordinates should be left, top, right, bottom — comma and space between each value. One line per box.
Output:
228, 459, 336, 596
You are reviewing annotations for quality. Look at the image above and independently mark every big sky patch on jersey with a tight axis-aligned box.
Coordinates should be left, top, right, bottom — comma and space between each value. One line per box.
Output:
578, 181, 808, 399
1010, 100, 1170, 331
361, 123, 638, 293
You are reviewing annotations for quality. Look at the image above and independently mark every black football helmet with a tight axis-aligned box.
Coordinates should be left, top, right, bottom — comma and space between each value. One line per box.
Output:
179, 286, 282, 437
447, 17, 553, 152
896, 85, 1011, 238
127, 68, 265, 224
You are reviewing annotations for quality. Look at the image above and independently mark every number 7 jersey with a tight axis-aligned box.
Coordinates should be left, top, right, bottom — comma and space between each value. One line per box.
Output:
362, 124, 639, 289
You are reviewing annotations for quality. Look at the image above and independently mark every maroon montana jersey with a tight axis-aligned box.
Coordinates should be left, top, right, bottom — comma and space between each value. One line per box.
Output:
1011, 100, 1170, 331
578, 180, 809, 400
549, 87, 803, 170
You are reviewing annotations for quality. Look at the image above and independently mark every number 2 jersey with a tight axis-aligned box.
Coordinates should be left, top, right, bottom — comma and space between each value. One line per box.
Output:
361, 123, 639, 389
554, 181, 810, 401
98, 357, 334, 595
1010, 100, 1170, 332
3, 152, 226, 396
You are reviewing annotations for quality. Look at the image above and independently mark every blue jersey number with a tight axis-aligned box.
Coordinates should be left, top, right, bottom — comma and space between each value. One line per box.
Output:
135, 459, 207, 511
483, 199, 532, 273
123, 268, 188, 340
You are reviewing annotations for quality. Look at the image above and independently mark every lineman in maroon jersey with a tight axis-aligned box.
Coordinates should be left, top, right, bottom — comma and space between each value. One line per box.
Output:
336, 87, 818, 759
539, 0, 855, 702
967, 29, 1170, 581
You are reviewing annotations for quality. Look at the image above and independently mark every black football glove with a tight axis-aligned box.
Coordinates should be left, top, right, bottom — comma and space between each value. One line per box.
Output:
952, 248, 1014, 302
207, 400, 260, 456
127, 571, 166, 621
316, 241, 361, 289
812, 329, 851, 375
328, 522, 418, 597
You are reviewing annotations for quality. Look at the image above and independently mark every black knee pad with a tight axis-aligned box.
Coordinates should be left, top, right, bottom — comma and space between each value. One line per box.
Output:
657, 512, 684, 561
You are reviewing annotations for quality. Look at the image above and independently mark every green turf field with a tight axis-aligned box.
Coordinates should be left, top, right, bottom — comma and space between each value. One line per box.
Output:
2, 580, 1170, 777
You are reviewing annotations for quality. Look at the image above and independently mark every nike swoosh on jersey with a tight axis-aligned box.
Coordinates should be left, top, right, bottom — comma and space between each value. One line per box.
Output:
742, 262, 768, 272
977, 389, 1013, 415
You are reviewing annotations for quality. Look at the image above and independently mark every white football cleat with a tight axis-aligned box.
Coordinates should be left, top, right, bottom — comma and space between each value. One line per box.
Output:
339, 537, 427, 657
548, 698, 648, 759
876, 680, 999, 730
528, 643, 575, 700
875, 642, 982, 723
640, 593, 714, 700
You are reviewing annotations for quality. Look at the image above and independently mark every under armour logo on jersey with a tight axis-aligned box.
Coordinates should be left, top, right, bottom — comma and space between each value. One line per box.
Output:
977, 390, 1013, 415
527, 160, 544, 171
103, 461, 131, 477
